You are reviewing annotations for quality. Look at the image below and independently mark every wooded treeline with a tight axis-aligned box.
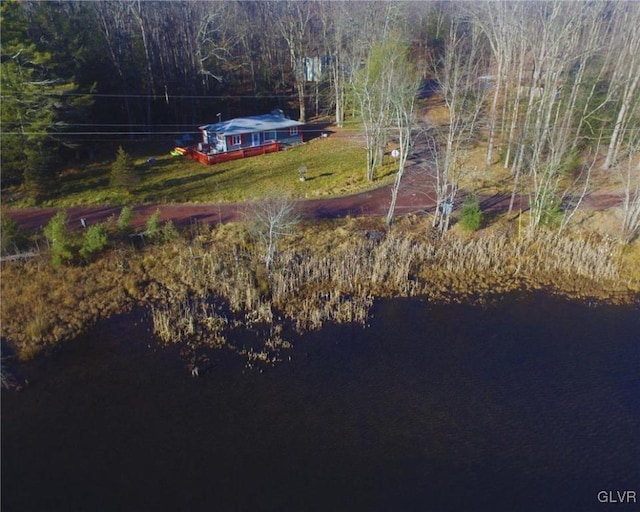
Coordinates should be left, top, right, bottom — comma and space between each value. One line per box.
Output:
2, 0, 639, 234
0, 0, 432, 190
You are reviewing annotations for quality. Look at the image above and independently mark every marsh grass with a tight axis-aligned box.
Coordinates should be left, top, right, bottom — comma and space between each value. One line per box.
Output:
143, 218, 630, 351
1, 253, 133, 359
24, 308, 53, 343
151, 298, 227, 346
2, 215, 636, 361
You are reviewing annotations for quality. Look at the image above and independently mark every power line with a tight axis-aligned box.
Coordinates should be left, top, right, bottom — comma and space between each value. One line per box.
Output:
0, 123, 201, 128
0, 122, 363, 130
2, 128, 636, 137
0, 122, 342, 128
2, 124, 636, 136
0, 92, 301, 99
0, 131, 200, 135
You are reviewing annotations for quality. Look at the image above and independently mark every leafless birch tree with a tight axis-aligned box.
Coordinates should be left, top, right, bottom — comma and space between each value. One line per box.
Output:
274, 1, 314, 122
558, 138, 602, 235
619, 128, 640, 242
249, 197, 300, 272
348, 4, 404, 182
317, 1, 357, 128
602, 5, 640, 170
385, 43, 420, 228
497, 2, 599, 230
429, 13, 487, 234
473, 1, 518, 167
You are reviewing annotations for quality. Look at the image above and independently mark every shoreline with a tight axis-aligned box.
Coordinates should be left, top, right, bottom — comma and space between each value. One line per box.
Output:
2, 215, 638, 369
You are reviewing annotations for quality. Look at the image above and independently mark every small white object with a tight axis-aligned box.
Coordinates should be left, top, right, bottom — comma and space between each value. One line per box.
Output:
391, 149, 400, 159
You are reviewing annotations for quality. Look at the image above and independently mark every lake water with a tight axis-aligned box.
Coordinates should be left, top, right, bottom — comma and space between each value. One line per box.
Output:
2, 292, 639, 512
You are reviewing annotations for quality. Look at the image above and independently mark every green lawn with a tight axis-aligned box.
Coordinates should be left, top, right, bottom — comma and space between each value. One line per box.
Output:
9, 135, 398, 207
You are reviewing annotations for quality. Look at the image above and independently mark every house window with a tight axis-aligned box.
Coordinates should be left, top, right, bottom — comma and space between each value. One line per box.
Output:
265, 131, 277, 141
289, 127, 299, 136
231, 135, 242, 146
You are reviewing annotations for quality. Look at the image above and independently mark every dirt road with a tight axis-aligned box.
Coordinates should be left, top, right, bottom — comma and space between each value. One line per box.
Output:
4, 147, 623, 233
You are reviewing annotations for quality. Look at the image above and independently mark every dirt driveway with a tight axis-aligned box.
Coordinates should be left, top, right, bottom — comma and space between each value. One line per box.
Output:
3, 140, 623, 233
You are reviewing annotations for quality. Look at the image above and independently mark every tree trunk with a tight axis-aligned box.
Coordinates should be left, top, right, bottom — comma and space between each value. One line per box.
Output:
603, 68, 640, 169
485, 54, 503, 167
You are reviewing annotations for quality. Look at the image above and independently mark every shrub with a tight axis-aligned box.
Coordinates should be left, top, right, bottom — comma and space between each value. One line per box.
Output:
79, 223, 109, 262
24, 313, 52, 342
540, 198, 562, 228
161, 220, 179, 243
561, 151, 582, 177
499, 146, 509, 166
116, 206, 133, 233
459, 194, 483, 231
145, 208, 161, 237
43, 211, 74, 267
1, 214, 28, 255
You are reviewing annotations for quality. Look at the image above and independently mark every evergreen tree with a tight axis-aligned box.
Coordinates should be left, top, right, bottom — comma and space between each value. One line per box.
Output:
145, 208, 161, 238
23, 142, 55, 202
110, 146, 138, 192
0, 215, 27, 255
116, 206, 134, 233
0, 0, 94, 196
43, 211, 74, 268
79, 223, 109, 262
459, 195, 483, 232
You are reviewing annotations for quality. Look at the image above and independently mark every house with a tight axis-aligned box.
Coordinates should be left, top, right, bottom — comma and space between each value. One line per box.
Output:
186, 109, 305, 165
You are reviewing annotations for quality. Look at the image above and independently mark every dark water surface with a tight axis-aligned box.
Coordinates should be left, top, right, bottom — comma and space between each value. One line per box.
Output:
2, 292, 639, 512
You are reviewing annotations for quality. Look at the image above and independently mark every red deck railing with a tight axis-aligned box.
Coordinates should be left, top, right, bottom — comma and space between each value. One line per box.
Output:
186, 141, 281, 165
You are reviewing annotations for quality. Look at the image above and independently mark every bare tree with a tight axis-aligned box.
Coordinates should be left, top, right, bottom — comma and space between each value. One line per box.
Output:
426, 134, 458, 234
470, 1, 638, 233
273, 1, 314, 122
473, 0, 515, 167
350, 43, 393, 182
93, 1, 138, 134
347, 4, 404, 182
92, 0, 235, 127
429, 12, 487, 234
602, 5, 640, 170
386, 42, 420, 228
248, 197, 300, 271
317, 0, 355, 127
619, 128, 640, 242
499, 2, 594, 228
195, 2, 237, 84
558, 137, 602, 234
229, 1, 291, 95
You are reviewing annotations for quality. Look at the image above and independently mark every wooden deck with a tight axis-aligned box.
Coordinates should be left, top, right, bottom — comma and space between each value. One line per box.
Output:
186, 141, 281, 165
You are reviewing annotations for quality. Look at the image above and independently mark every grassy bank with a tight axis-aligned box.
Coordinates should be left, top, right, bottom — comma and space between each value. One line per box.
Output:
5, 134, 397, 208
2, 214, 638, 364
